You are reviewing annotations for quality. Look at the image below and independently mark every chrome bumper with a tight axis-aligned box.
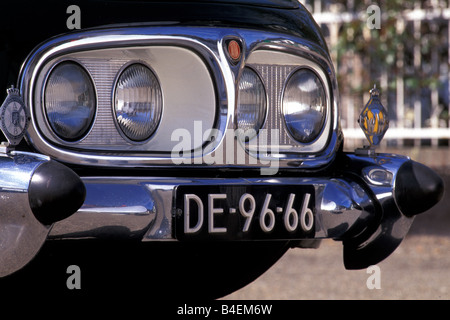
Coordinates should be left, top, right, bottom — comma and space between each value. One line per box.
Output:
48, 152, 443, 269
0, 151, 442, 276
0, 151, 85, 277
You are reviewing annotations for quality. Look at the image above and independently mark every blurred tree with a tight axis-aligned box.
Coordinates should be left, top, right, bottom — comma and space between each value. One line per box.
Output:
300, 0, 450, 146
333, 0, 444, 92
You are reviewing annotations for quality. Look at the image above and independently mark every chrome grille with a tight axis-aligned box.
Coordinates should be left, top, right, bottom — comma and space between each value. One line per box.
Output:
246, 49, 332, 155
79, 58, 128, 146
252, 64, 296, 146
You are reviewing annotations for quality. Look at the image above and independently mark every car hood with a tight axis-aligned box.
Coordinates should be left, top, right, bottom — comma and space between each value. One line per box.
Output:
0, 0, 326, 101
104, 0, 300, 9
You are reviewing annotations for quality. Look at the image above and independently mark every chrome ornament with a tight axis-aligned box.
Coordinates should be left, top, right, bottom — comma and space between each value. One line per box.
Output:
357, 85, 389, 154
0, 86, 30, 148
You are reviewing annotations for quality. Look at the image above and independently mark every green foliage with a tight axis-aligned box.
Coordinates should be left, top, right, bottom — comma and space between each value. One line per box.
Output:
333, 0, 442, 95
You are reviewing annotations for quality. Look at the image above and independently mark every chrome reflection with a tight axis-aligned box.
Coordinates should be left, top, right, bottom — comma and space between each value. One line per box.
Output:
342, 153, 415, 269
49, 178, 157, 240
0, 151, 51, 277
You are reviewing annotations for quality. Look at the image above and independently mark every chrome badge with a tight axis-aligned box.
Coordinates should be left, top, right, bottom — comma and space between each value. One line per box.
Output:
0, 86, 30, 148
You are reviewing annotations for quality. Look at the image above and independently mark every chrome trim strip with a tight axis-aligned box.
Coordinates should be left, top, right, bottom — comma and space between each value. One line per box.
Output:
20, 26, 340, 169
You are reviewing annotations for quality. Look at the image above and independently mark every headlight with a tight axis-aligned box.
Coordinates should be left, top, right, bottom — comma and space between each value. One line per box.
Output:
282, 68, 327, 143
114, 63, 162, 142
44, 61, 96, 141
237, 67, 266, 141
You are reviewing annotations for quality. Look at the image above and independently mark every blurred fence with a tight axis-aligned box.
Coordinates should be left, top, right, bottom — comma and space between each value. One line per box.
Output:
300, 0, 450, 149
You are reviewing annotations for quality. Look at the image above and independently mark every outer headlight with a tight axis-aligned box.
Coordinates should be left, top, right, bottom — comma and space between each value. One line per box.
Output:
114, 63, 162, 142
237, 67, 266, 141
44, 61, 96, 141
282, 68, 327, 144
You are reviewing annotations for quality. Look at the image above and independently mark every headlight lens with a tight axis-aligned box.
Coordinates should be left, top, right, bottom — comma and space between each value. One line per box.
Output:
114, 63, 162, 142
282, 68, 327, 143
44, 61, 96, 141
237, 67, 266, 141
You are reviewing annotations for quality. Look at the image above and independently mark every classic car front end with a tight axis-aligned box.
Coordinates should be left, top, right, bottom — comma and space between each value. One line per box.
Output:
0, 0, 444, 298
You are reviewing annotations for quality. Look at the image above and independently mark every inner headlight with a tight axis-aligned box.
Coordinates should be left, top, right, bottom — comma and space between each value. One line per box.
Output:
237, 67, 266, 141
282, 68, 327, 144
44, 61, 96, 141
114, 63, 162, 142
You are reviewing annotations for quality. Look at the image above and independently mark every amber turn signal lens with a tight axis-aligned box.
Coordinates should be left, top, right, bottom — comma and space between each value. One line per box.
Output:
228, 40, 241, 61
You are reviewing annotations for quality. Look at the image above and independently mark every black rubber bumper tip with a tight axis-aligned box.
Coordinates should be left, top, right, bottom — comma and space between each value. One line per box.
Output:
395, 160, 444, 217
29, 160, 86, 225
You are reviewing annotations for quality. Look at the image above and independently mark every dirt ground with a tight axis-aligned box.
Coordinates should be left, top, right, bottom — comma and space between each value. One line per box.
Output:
223, 234, 450, 300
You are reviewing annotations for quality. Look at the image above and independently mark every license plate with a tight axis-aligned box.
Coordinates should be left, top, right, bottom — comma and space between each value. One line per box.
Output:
174, 185, 315, 240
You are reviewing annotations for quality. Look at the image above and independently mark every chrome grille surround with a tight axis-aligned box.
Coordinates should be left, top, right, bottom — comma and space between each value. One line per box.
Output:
246, 50, 332, 154
19, 26, 341, 169
35, 47, 216, 151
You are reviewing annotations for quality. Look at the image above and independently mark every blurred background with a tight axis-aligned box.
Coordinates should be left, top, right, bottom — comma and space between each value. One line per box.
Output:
301, 0, 450, 152
226, 0, 450, 300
